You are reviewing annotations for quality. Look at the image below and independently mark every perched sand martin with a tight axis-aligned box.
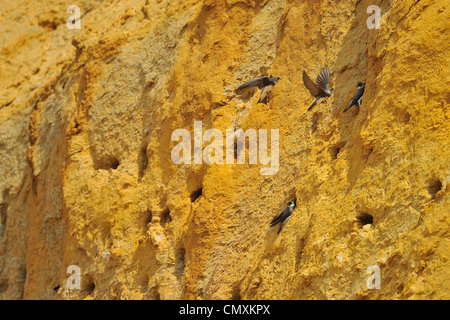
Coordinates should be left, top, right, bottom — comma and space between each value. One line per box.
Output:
344, 82, 365, 112
303, 66, 334, 111
270, 201, 296, 234
238, 75, 281, 103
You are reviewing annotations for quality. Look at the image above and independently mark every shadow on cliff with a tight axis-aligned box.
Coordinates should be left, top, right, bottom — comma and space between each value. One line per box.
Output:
331, 0, 384, 196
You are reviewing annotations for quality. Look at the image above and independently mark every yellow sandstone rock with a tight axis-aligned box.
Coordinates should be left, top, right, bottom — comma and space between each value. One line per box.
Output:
0, 0, 448, 299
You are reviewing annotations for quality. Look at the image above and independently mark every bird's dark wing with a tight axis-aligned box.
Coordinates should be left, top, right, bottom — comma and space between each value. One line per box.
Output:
343, 88, 364, 112
316, 66, 330, 90
343, 100, 355, 112
270, 207, 290, 226
238, 76, 270, 90
270, 212, 283, 226
277, 222, 284, 234
303, 71, 321, 97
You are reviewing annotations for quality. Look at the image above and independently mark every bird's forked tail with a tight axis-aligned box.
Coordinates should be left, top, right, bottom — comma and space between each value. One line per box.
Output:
307, 100, 317, 111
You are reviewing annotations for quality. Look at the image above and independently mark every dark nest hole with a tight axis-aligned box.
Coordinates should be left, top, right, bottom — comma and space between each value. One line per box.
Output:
110, 159, 120, 170
94, 155, 120, 171
160, 208, 171, 227
356, 212, 373, 226
329, 142, 346, 161
78, 276, 96, 299
190, 188, 203, 203
427, 177, 442, 200
38, 19, 59, 30
85, 280, 95, 295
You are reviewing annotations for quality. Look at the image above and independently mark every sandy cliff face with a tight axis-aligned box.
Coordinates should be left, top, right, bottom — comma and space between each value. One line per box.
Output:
0, 0, 449, 299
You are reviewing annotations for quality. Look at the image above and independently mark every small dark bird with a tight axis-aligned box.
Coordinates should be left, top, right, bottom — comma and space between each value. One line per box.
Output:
270, 201, 296, 234
343, 82, 365, 112
237, 75, 281, 103
303, 66, 335, 111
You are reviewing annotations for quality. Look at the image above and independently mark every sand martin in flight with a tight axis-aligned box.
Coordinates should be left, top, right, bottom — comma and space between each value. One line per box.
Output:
303, 66, 334, 111
238, 75, 281, 103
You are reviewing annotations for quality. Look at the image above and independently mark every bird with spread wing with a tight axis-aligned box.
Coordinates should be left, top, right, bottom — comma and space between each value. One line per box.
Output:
237, 75, 281, 104
302, 66, 334, 111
